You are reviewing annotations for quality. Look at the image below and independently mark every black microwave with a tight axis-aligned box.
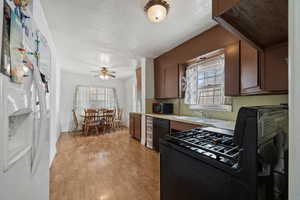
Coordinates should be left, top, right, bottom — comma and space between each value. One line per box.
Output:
152, 103, 173, 114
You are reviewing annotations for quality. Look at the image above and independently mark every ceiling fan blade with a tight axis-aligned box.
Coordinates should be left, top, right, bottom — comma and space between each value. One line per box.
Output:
109, 71, 116, 74
108, 74, 116, 78
90, 70, 99, 73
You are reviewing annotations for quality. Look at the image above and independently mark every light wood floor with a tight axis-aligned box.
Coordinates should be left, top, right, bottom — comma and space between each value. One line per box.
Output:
50, 129, 160, 200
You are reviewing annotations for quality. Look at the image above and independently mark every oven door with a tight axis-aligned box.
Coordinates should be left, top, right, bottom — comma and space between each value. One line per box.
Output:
160, 140, 251, 200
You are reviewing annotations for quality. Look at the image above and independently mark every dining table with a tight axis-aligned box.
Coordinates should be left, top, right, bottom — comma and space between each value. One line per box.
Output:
80, 110, 115, 130
80, 112, 114, 119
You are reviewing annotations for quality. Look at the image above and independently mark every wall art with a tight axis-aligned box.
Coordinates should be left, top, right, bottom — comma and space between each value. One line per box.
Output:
1, 2, 12, 76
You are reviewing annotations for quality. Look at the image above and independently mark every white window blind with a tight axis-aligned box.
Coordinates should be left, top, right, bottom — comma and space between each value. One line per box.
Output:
74, 86, 119, 115
184, 54, 232, 111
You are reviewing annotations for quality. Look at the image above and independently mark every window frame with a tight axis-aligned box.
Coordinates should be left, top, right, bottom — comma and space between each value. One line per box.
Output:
74, 85, 119, 114
184, 50, 232, 112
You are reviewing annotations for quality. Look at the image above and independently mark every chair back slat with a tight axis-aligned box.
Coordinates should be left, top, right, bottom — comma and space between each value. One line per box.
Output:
116, 108, 123, 121
72, 109, 79, 130
84, 109, 98, 122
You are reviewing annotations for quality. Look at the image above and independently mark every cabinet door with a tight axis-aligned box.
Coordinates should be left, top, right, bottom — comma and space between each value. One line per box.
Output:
240, 40, 262, 95
170, 121, 201, 132
154, 65, 163, 98
134, 114, 141, 141
164, 66, 179, 98
224, 42, 240, 96
153, 118, 159, 152
153, 118, 170, 152
155, 64, 179, 99
263, 43, 288, 91
129, 114, 135, 137
160, 143, 232, 200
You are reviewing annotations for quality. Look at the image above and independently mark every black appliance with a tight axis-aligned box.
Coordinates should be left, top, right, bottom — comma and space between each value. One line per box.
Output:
152, 103, 173, 114
160, 106, 288, 200
153, 118, 170, 152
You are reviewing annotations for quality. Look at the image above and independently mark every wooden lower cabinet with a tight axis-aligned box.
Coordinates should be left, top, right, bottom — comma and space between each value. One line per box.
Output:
129, 113, 141, 141
152, 119, 202, 152
170, 121, 201, 132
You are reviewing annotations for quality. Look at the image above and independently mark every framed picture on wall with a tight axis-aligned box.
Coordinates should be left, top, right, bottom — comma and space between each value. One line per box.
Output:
1, 2, 12, 76
10, 10, 25, 84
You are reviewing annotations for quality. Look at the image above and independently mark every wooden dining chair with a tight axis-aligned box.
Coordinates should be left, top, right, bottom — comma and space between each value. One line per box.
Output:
73, 109, 79, 131
113, 108, 123, 129
72, 109, 85, 135
83, 109, 101, 136
97, 109, 106, 133
104, 109, 115, 131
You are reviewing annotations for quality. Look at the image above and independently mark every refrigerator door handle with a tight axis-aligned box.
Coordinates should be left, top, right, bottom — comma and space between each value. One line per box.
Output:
31, 67, 47, 175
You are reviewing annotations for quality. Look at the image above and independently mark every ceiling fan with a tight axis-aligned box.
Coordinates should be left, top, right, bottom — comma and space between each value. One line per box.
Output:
91, 67, 116, 80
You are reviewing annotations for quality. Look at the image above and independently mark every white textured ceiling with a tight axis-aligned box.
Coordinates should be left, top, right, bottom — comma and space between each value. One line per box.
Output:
41, 0, 216, 79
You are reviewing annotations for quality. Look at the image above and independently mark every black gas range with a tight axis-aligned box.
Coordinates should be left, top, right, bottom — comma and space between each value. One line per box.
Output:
167, 127, 240, 168
160, 106, 288, 200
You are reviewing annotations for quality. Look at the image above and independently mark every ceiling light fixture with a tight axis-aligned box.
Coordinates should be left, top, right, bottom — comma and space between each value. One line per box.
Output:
91, 67, 116, 80
144, 0, 170, 23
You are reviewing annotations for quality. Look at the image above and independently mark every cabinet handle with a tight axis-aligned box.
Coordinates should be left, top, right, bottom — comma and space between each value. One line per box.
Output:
285, 57, 288, 65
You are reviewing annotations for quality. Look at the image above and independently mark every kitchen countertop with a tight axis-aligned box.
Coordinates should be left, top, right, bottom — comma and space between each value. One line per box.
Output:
144, 113, 236, 131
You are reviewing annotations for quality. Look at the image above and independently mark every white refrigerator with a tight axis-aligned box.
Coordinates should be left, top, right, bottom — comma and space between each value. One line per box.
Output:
0, 1, 50, 199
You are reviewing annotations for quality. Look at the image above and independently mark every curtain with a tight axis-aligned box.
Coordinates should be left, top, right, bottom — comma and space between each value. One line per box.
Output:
74, 86, 119, 115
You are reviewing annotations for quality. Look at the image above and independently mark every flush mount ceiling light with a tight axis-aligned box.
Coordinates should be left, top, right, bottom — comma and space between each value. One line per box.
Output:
144, 0, 170, 23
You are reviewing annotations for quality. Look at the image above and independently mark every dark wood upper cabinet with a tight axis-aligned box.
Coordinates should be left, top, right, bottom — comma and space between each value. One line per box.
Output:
154, 64, 162, 98
240, 40, 262, 95
214, 0, 288, 95
224, 42, 240, 96
225, 40, 288, 96
154, 64, 180, 99
212, 0, 288, 50
154, 20, 288, 98
263, 43, 288, 91
154, 26, 240, 99
224, 40, 262, 96
164, 65, 179, 98
156, 40, 288, 98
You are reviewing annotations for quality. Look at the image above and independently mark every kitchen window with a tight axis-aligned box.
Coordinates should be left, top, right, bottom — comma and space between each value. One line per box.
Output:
184, 53, 232, 111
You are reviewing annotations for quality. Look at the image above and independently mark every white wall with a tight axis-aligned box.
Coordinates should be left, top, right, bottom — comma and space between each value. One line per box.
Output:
139, 58, 154, 145
0, 0, 57, 199
145, 58, 155, 99
34, 0, 60, 167
289, 0, 300, 199
124, 75, 136, 126
59, 71, 126, 132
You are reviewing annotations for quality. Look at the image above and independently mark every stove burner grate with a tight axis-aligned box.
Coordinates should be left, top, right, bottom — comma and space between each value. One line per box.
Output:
167, 128, 241, 167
